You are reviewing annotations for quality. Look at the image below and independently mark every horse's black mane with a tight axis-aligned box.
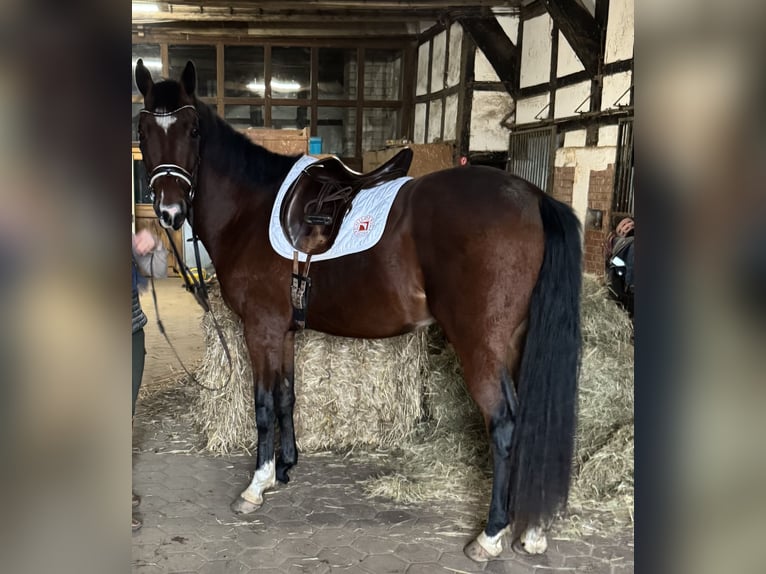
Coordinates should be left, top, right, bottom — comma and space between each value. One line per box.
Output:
150, 80, 301, 188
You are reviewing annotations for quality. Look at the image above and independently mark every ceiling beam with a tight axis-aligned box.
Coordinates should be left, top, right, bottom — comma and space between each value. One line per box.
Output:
134, 9, 444, 24
540, 0, 602, 76
458, 16, 520, 97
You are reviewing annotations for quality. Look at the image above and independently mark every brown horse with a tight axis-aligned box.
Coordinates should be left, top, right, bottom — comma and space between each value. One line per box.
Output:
135, 60, 582, 561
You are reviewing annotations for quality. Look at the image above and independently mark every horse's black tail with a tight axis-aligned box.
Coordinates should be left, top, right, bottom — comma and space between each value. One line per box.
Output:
507, 192, 582, 538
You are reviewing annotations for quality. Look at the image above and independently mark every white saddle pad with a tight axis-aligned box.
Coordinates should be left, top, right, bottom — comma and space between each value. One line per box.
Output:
269, 155, 412, 262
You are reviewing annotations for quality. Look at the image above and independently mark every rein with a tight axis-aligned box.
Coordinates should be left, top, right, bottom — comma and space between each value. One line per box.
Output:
149, 226, 233, 393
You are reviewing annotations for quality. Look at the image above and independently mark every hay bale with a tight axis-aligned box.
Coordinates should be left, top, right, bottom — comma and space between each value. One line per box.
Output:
192, 286, 426, 454
191, 276, 633, 533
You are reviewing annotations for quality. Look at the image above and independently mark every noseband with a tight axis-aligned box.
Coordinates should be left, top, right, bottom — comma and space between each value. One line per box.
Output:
140, 104, 200, 201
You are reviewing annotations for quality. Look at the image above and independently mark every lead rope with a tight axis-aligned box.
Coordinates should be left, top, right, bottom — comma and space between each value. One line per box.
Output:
151, 232, 233, 393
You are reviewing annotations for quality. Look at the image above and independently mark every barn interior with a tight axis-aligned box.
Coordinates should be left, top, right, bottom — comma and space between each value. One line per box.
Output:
131, 2, 634, 572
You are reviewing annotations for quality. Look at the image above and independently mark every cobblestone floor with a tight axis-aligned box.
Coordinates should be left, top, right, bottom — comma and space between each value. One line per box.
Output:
133, 280, 633, 573
132, 450, 633, 574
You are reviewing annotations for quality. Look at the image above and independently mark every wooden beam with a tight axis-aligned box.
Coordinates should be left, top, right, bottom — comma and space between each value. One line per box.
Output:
457, 16, 520, 98
540, 0, 602, 76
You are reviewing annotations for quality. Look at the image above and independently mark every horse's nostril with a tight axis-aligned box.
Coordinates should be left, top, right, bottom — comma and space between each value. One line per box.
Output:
161, 211, 171, 224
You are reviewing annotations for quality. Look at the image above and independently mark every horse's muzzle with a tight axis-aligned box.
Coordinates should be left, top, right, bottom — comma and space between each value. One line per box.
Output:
158, 204, 186, 230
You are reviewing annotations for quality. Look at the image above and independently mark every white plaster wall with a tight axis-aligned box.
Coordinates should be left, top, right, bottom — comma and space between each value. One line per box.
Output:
516, 93, 550, 124
469, 91, 513, 151
446, 22, 463, 87
564, 129, 587, 147
417, 42, 429, 96
557, 33, 585, 76
554, 81, 591, 118
520, 14, 552, 88
601, 71, 632, 110
475, 49, 500, 82
414, 103, 426, 144
443, 94, 459, 141
495, 14, 519, 44
555, 146, 617, 224
605, 0, 634, 63
431, 31, 446, 93
598, 125, 619, 147
428, 99, 443, 143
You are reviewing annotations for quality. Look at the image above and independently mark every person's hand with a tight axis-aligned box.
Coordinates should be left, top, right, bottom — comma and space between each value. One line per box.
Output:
133, 229, 158, 256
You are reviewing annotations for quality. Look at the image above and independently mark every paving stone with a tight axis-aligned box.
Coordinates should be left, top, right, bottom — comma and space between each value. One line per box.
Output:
239, 547, 289, 568
154, 551, 206, 572
275, 538, 322, 558
316, 547, 366, 568
284, 559, 333, 574
376, 510, 416, 525
306, 512, 347, 527
485, 558, 536, 574
352, 534, 401, 555
197, 559, 249, 573
406, 563, 455, 574
563, 554, 612, 572
393, 542, 440, 564
132, 421, 633, 574
276, 520, 315, 538
357, 553, 409, 573
439, 551, 489, 573
591, 544, 634, 563
238, 530, 281, 549
309, 528, 358, 548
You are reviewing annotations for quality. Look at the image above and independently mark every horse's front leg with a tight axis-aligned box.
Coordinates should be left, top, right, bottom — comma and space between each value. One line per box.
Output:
275, 331, 297, 483
231, 330, 282, 515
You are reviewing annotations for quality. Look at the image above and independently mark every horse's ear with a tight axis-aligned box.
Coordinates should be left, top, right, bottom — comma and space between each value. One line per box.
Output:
181, 61, 196, 96
135, 59, 154, 97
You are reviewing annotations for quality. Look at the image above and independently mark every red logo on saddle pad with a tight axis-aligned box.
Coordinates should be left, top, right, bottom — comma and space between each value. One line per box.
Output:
353, 216, 373, 234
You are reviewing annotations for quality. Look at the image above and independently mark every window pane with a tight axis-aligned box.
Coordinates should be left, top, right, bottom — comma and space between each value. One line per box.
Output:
317, 107, 356, 157
169, 45, 217, 97
362, 109, 399, 152
132, 44, 160, 96
271, 47, 311, 100
224, 46, 265, 97
271, 106, 309, 130
364, 49, 402, 101
318, 48, 357, 100
134, 159, 152, 204
224, 105, 265, 130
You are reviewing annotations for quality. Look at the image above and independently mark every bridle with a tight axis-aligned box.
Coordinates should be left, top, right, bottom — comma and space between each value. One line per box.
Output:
139, 103, 232, 392
139, 104, 200, 203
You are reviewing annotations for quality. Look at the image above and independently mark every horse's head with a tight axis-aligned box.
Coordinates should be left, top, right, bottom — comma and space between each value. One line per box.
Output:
135, 59, 201, 230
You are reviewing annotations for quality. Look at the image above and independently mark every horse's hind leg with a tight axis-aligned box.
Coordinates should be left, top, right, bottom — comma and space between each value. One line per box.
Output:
275, 331, 298, 483
231, 328, 282, 515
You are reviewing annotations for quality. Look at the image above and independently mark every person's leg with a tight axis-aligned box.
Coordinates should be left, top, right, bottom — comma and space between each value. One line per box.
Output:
132, 328, 145, 417
132, 328, 146, 531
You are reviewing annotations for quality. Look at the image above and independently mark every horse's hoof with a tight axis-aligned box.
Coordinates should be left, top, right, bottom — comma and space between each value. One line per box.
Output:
464, 530, 506, 562
230, 496, 261, 515
464, 539, 494, 562
519, 526, 548, 554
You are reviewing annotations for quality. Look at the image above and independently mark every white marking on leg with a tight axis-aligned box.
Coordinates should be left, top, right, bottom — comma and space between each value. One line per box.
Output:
154, 114, 176, 134
240, 459, 276, 506
520, 525, 548, 554
475, 525, 509, 557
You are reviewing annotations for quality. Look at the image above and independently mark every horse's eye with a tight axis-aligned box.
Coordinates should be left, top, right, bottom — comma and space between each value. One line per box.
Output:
191, 127, 199, 138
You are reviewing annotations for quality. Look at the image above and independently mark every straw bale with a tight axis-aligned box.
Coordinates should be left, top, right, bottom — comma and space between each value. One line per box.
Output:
192, 286, 427, 454
191, 276, 634, 534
